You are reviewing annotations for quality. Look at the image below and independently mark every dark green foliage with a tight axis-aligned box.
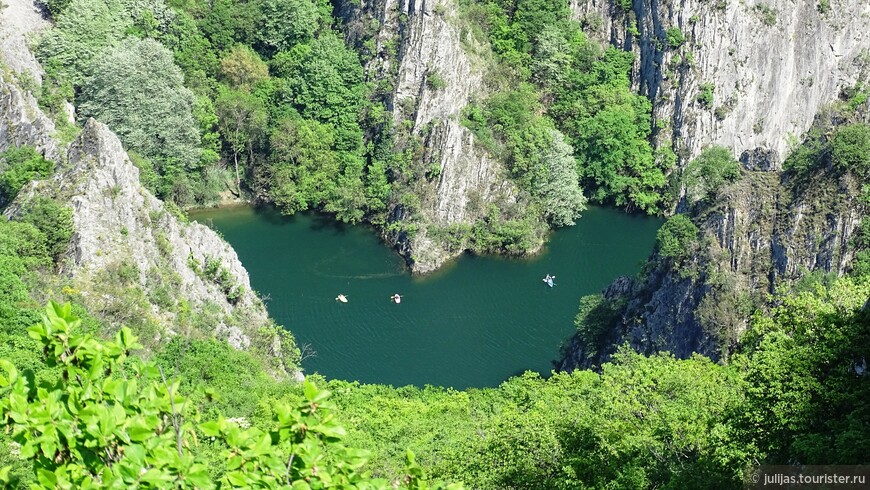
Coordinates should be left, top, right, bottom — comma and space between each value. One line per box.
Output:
462, 85, 585, 226
697, 82, 714, 109
0, 220, 52, 327
656, 214, 698, 263
0, 146, 54, 205
548, 44, 666, 213
573, 294, 621, 359
785, 122, 870, 181
850, 217, 870, 278
471, 204, 544, 255
682, 145, 741, 203
79, 38, 201, 186
256, 0, 319, 53
665, 27, 685, 48
831, 123, 870, 175
738, 279, 870, 464
472, 0, 669, 214
16, 197, 74, 262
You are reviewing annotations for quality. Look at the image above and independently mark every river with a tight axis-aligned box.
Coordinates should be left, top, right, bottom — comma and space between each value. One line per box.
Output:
191, 206, 661, 389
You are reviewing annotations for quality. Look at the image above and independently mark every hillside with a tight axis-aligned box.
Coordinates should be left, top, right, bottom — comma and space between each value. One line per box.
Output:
0, 0, 869, 487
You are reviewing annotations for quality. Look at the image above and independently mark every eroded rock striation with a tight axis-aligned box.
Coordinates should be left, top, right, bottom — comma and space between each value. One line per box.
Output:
337, 0, 532, 273
559, 165, 867, 371
0, 30, 297, 372
571, 0, 870, 169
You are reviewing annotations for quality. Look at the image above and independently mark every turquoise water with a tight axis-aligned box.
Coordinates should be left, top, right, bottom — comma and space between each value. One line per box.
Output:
191, 206, 661, 389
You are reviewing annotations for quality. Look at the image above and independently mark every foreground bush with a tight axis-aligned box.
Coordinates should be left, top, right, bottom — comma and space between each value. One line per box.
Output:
0, 302, 460, 489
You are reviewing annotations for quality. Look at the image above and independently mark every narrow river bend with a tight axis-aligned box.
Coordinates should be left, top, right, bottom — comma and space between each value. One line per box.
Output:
192, 206, 661, 389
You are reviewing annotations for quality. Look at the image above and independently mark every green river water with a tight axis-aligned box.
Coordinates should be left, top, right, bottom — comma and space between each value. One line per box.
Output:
191, 206, 661, 389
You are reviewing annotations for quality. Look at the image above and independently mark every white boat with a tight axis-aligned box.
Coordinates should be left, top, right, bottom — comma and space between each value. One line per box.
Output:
392, 294, 402, 304
336, 294, 348, 303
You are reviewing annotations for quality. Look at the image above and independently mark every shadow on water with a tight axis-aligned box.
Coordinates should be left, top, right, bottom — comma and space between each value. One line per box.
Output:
194, 205, 662, 389
252, 205, 298, 226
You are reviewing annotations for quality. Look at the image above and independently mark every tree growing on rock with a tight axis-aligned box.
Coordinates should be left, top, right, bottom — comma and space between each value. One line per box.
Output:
77, 38, 201, 194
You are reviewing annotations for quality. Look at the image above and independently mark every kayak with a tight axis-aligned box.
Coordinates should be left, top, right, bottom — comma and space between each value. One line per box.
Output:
336, 294, 348, 303
543, 276, 555, 288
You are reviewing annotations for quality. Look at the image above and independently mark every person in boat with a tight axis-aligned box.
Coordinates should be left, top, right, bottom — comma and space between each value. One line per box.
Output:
336, 294, 348, 303
391, 293, 402, 303
543, 274, 555, 287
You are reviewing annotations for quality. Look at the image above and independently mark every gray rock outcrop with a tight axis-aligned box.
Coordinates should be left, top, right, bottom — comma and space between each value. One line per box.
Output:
0, 0, 49, 85
571, 0, 870, 169
0, 17, 296, 372
337, 0, 531, 273
559, 166, 867, 371
0, 70, 59, 162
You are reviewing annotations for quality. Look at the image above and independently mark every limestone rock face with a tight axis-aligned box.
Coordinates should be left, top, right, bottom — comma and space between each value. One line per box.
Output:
0, 71, 60, 162
337, 0, 527, 273
559, 168, 867, 371
12, 119, 269, 345
0, 0, 49, 85
571, 0, 870, 169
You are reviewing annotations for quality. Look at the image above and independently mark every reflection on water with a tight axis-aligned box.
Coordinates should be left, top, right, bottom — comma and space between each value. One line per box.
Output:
191, 206, 662, 389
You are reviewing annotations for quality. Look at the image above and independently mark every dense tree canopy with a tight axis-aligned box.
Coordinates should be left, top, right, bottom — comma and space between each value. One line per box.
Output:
78, 38, 201, 183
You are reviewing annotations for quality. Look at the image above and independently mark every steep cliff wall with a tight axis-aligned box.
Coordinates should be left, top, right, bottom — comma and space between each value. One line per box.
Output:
0, 70, 60, 162
560, 163, 867, 370
571, 0, 870, 169
0, 13, 298, 373
0, 0, 50, 85
336, 0, 532, 273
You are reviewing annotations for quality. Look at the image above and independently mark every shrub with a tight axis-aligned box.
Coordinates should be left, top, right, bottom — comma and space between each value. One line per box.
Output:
666, 27, 685, 48
17, 197, 74, 262
682, 146, 741, 203
754, 4, 777, 26
697, 83, 714, 109
0, 303, 461, 489
0, 146, 54, 205
831, 123, 870, 176
656, 214, 699, 263
426, 70, 447, 90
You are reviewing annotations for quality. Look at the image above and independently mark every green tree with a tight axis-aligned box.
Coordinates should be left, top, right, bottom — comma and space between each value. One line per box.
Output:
215, 87, 268, 195
218, 44, 269, 90
534, 129, 586, 226
35, 0, 130, 87
78, 38, 201, 192
656, 214, 698, 264
256, 0, 319, 53
277, 32, 366, 151
682, 145, 741, 203
0, 146, 54, 205
738, 278, 870, 464
831, 123, 870, 175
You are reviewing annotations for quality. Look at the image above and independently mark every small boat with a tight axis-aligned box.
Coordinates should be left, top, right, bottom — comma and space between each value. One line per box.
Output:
336, 294, 348, 303
391, 294, 402, 304
543, 275, 555, 288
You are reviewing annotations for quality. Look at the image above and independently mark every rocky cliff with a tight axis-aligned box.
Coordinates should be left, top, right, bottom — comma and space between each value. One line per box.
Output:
560, 158, 868, 370
336, 0, 534, 273
0, 10, 298, 373
557, 0, 870, 370
571, 0, 870, 170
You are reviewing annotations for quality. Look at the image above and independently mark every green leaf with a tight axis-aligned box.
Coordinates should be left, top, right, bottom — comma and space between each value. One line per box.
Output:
200, 420, 223, 437
225, 471, 248, 486
185, 464, 212, 488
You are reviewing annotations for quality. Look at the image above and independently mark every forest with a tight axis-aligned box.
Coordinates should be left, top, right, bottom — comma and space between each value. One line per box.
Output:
1, 0, 869, 486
